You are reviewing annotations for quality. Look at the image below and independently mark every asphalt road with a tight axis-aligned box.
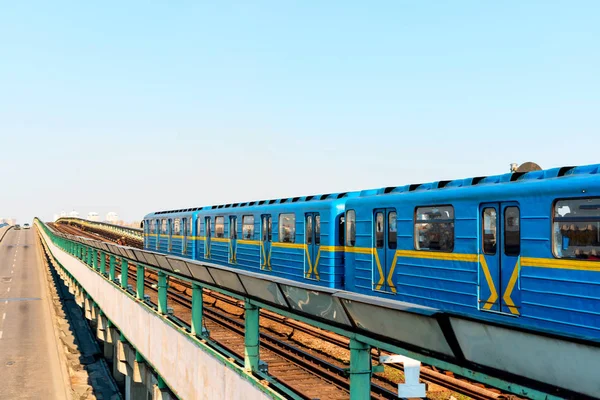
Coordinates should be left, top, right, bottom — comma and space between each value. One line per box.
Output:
0, 228, 69, 399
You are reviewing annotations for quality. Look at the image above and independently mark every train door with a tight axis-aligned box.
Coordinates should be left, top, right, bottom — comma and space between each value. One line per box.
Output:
204, 217, 211, 258
229, 216, 237, 263
261, 214, 272, 269
479, 203, 521, 315
155, 219, 159, 250
305, 213, 321, 279
182, 218, 188, 255
168, 219, 173, 252
373, 209, 397, 292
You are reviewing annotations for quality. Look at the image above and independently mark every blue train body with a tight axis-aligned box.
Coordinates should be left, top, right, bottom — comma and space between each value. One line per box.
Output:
144, 164, 600, 343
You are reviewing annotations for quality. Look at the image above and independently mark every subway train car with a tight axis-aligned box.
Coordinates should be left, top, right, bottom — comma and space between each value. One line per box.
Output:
144, 163, 600, 342
144, 192, 357, 288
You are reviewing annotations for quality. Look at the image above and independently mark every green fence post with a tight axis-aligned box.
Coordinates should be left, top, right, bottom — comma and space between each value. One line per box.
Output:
109, 255, 116, 281
136, 264, 145, 299
100, 252, 106, 275
120, 258, 129, 289
244, 300, 260, 372
93, 249, 98, 270
191, 283, 204, 336
86, 247, 92, 266
157, 272, 168, 314
349, 338, 372, 400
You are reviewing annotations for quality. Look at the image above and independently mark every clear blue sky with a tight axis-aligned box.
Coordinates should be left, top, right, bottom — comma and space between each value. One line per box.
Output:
0, 1, 598, 223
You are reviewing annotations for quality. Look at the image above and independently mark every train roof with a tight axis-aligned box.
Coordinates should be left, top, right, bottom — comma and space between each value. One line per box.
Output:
146, 191, 361, 217
145, 163, 600, 217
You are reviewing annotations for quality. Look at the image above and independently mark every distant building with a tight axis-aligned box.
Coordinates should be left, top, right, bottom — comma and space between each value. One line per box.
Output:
68, 210, 79, 218
88, 212, 100, 222
106, 212, 119, 224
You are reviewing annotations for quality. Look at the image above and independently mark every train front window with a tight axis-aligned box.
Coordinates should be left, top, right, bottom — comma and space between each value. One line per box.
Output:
553, 198, 600, 260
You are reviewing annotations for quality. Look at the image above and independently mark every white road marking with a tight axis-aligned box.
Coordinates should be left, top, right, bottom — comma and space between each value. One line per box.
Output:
3, 301, 7, 305
0, 331, 3, 339
2, 313, 5, 321
7, 288, 10, 293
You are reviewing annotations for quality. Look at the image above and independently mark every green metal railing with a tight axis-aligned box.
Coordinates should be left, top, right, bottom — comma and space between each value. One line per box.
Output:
35, 218, 568, 400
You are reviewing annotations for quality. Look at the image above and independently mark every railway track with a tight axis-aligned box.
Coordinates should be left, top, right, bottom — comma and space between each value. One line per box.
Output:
55, 222, 511, 400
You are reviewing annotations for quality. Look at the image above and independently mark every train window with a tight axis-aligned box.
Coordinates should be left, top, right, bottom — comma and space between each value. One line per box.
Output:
279, 213, 296, 243
205, 217, 211, 237
388, 211, 397, 249
553, 197, 600, 260
150, 220, 156, 234
242, 215, 254, 239
315, 215, 321, 245
504, 207, 520, 256
189, 218, 193, 235
161, 219, 167, 234
346, 210, 356, 246
173, 218, 181, 235
338, 215, 345, 246
306, 215, 313, 245
482, 208, 497, 255
375, 212, 384, 248
215, 217, 225, 238
262, 215, 272, 241
230, 216, 237, 239
268, 216, 272, 241
197, 218, 202, 237
414, 206, 454, 252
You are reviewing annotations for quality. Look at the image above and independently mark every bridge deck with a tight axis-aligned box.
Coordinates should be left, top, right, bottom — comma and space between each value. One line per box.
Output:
0, 229, 69, 399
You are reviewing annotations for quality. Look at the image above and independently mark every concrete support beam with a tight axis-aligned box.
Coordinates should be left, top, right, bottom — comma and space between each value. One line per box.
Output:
84, 295, 93, 321
117, 338, 135, 377
90, 301, 98, 322
113, 334, 126, 387
244, 300, 260, 373
126, 375, 150, 400
153, 378, 174, 400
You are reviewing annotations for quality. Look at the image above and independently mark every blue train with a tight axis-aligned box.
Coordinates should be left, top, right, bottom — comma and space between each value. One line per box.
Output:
143, 164, 600, 343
